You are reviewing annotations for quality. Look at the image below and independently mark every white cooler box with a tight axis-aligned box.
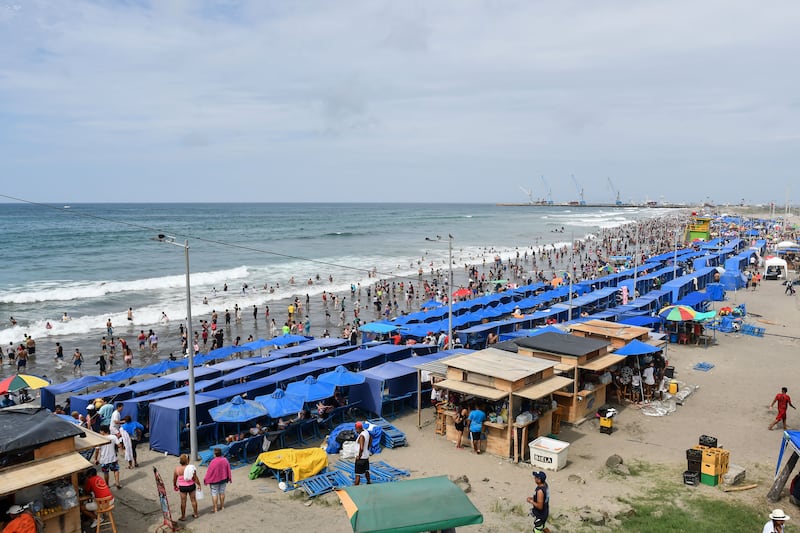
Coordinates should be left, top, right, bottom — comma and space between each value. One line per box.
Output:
529, 436, 570, 471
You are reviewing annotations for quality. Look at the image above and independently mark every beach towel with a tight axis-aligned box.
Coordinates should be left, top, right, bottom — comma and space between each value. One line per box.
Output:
184, 464, 196, 481
119, 428, 134, 464
203, 456, 232, 485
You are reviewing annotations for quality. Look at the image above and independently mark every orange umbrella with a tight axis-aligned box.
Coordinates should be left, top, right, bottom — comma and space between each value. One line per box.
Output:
452, 288, 471, 298
550, 277, 563, 287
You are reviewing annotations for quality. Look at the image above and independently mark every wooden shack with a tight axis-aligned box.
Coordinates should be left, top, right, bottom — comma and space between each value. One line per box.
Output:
514, 332, 622, 424
433, 348, 572, 460
568, 319, 651, 349
0, 408, 108, 533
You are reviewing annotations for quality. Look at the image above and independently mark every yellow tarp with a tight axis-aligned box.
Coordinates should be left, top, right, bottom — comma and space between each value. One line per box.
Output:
255, 447, 328, 482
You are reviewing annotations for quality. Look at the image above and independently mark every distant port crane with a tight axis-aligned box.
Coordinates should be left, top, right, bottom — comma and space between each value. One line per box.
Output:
519, 186, 534, 204
570, 174, 586, 205
540, 176, 553, 205
607, 177, 622, 205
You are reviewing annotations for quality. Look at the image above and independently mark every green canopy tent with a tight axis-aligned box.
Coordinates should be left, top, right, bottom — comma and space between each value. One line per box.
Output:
336, 476, 483, 533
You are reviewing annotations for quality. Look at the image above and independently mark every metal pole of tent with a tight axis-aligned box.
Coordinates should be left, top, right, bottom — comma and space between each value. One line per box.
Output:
417, 369, 422, 429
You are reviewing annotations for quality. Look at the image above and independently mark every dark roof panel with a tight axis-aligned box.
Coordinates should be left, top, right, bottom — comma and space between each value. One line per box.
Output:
0, 407, 85, 453
514, 332, 609, 357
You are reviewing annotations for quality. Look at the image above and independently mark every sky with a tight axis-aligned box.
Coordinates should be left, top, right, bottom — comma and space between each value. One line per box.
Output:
0, 1, 798, 205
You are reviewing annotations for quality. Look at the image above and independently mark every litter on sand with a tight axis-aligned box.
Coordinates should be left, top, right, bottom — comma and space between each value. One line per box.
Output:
693, 362, 715, 372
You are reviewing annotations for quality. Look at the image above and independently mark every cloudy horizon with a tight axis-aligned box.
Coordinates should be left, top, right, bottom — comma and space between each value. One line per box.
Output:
1, 1, 798, 205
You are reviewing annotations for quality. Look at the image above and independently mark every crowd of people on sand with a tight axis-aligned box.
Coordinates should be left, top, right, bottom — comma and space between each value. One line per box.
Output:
0, 214, 702, 392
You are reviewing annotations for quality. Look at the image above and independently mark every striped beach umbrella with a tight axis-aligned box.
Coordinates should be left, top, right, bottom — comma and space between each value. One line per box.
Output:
0, 374, 50, 393
658, 305, 698, 322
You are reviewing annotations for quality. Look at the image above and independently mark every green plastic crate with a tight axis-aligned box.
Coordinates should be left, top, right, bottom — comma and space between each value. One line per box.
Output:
700, 472, 718, 487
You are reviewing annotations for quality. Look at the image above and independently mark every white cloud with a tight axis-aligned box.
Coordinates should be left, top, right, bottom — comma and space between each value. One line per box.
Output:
0, 0, 798, 204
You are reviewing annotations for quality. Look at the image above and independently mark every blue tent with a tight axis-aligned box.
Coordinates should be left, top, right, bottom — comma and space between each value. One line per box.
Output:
775, 430, 800, 475
40, 375, 103, 411
162, 366, 222, 384
202, 378, 280, 402
318, 365, 366, 386
420, 299, 443, 309
334, 348, 388, 371
614, 340, 662, 356
209, 358, 261, 373
135, 360, 188, 376
209, 395, 269, 423
149, 394, 219, 456
286, 376, 336, 403
124, 377, 173, 395
69, 386, 135, 418
263, 334, 310, 347
221, 358, 301, 385
256, 389, 305, 418
119, 376, 227, 423
619, 316, 664, 328
360, 322, 400, 334
350, 362, 417, 417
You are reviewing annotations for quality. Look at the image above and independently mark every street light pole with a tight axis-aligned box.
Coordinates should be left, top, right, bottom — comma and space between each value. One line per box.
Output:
448, 235, 453, 349
155, 235, 197, 462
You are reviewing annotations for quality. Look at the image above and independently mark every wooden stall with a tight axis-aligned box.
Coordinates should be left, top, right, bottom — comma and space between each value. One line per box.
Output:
515, 332, 624, 424
0, 408, 108, 533
433, 348, 571, 460
568, 320, 651, 350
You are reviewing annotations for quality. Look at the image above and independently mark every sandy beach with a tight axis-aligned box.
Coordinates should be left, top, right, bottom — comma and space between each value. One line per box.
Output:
4, 210, 798, 533
89, 234, 800, 532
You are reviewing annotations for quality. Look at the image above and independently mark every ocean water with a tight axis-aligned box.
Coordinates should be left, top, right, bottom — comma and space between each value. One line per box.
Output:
0, 202, 671, 349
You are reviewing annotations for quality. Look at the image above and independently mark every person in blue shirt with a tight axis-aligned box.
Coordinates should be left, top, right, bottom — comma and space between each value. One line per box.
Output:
98, 400, 115, 427
467, 403, 486, 454
120, 416, 145, 468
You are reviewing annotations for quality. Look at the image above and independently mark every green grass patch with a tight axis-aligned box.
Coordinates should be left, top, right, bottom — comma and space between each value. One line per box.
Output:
617, 488, 763, 532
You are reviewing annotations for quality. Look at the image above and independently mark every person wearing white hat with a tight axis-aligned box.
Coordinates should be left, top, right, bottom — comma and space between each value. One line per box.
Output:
4, 503, 37, 531
764, 509, 790, 533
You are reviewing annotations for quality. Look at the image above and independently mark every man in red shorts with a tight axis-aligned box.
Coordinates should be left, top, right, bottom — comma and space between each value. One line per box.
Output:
769, 387, 796, 431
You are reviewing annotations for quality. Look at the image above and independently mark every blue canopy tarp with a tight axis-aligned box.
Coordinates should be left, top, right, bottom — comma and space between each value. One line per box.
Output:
334, 349, 388, 371
209, 358, 261, 373
221, 358, 301, 385
256, 389, 305, 418
41, 375, 104, 410
209, 395, 269, 423
614, 340, 662, 356
202, 377, 280, 402
194, 345, 243, 365
706, 283, 726, 301
69, 386, 135, 419
124, 377, 173, 395
775, 430, 800, 475
119, 376, 226, 423
286, 376, 336, 403
269, 364, 317, 386
149, 394, 219, 456
318, 365, 367, 386
359, 322, 400, 334
619, 316, 664, 328
350, 362, 418, 417
263, 334, 310, 347
367, 344, 415, 361
162, 366, 222, 384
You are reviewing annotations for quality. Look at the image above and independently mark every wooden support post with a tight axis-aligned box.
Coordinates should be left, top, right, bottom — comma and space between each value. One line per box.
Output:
768, 450, 798, 502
